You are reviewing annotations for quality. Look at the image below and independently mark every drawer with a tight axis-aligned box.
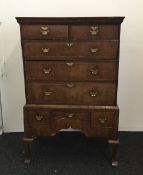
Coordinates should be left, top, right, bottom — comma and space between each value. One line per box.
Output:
70, 25, 119, 40
21, 25, 68, 40
26, 82, 116, 105
24, 108, 49, 125
25, 61, 118, 81
23, 41, 119, 59
91, 111, 117, 128
90, 110, 119, 138
51, 111, 89, 131
24, 107, 52, 136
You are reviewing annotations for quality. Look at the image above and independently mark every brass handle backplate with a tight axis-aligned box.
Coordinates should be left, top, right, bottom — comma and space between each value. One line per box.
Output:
44, 91, 53, 96
90, 26, 99, 36
91, 26, 98, 31
41, 26, 49, 30
66, 83, 74, 88
41, 26, 50, 35
66, 42, 74, 48
66, 62, 74, 67
90, 68, 98, 75
90, 48, 98, 53
35, 115, 43, 121
98, 117, 107, 124
43, 68, 52, 74
89, 91, 98, 97
42, 48, 50, 53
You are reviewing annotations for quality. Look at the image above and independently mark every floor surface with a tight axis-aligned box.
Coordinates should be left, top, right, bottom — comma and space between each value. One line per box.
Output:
0, 132, 143, 175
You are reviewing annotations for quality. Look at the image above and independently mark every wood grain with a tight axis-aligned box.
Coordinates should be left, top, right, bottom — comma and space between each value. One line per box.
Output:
16, 17, 124, 165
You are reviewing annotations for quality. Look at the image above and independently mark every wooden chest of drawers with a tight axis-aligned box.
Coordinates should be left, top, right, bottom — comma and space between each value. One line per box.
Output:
16, 17, 124, 166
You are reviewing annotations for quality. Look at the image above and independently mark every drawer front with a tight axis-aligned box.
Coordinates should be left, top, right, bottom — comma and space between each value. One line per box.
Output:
90, 110, 119, 138
91, 111, 116, 128
24, 107, 52, 137
71, 25, 119, 40
51, 111, 89, 131
24, 108, 49, 125
26, 82, 116, 105
23, 41, 118, 59
25, 61, 118, 81
21, 25, 68, 40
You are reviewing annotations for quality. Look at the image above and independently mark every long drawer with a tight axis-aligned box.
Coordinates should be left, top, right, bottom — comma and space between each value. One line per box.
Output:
26, 82, 116, 105
25, 61, 118, 81
23, 41, 119, 59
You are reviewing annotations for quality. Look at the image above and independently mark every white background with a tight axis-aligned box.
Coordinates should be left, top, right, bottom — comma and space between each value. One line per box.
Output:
0, 0, 143, 132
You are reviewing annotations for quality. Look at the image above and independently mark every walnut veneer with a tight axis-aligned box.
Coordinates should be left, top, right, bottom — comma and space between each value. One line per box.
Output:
16, 17, 124, 166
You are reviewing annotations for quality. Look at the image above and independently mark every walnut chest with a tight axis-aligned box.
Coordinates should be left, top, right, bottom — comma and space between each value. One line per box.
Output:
16, 17, 124, 166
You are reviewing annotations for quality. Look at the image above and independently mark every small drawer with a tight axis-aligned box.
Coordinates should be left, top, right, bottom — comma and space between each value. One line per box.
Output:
21, 25, 68, 40
26, 82, 116, 105
24, 108, 49, 125
51, 111, 89, 130
25, 61, 117, 81
23, 41, 119, 60
70, 25, 119, 40
91, 111, 118, 129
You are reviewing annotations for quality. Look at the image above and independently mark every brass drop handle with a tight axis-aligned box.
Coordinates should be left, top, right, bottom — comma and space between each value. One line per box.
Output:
90, 48, 98, 53
90, 68, 98, 75
98, 117, 107, 124
41, 26, 49, 30
41, 30, 49, 35
89, 91, 98, 97
44, 91, 53, 96
35, 115, 43, 121
66, 42, 74, 48
66, 83, 74, 88
90, 26, 99, 36
42, 48, 50, 53
41, 26, 50, 35
67, 113, 74, 118
90, 30, 98, 36
66, 62, 74, 67
43, 68, 52, 74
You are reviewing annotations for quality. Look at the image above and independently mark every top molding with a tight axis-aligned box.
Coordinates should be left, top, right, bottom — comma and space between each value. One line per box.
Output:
16, 17, 125, 25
